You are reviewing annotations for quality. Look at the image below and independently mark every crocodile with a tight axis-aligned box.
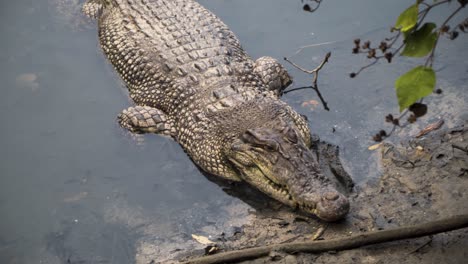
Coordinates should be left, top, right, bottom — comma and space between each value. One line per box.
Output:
82, 0, 350, 221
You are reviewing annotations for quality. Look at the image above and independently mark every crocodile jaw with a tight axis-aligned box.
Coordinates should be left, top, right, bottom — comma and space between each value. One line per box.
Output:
227, 127, 350, 221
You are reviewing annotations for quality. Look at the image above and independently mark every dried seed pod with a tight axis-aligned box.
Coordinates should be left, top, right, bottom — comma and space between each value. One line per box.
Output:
441, 25, 450, 33
450, 31, 459, 40
408, 114, 417, 123
373, 133, 383, 142
354, 38, 361, 46
367, 49, 376, 58
459, 24, 466, 32
379, 42, 388, 52
385, 52, 393, 63
379, 130, 387, 137
385, 114, 394, 123
362, 41, 371, 49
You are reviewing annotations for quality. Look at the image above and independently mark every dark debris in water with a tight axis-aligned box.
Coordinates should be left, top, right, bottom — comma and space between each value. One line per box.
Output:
301, 0, 322, 13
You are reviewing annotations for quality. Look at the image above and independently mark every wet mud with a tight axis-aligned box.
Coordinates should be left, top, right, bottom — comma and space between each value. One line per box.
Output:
180, 123, 468, 264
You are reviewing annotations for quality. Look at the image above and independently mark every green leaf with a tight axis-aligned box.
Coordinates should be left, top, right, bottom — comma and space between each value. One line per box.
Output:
395, 4, 419, 33
401, 23, 438, 57
395, 66, 436, 111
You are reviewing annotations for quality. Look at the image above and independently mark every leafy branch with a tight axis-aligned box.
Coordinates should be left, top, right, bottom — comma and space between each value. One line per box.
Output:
352, 1, 465, 109
347, 0, 466, 141
295, 1, 465, 142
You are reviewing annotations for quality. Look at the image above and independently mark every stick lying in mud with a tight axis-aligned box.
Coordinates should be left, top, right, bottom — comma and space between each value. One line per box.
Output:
184, 214, 468, 264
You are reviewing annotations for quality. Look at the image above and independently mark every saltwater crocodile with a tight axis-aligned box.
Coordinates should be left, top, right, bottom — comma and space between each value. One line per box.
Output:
82, 0, 350, 221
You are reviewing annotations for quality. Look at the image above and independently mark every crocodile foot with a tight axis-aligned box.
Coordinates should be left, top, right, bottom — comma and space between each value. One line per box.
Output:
117, 106, 175, 137
254, 56, 293, 97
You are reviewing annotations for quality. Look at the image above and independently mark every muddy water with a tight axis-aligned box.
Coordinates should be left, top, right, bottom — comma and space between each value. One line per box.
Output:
0, 0, 466, 263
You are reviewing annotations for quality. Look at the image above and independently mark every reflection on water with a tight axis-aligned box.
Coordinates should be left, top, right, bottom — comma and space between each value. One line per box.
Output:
0, 0, 466, 263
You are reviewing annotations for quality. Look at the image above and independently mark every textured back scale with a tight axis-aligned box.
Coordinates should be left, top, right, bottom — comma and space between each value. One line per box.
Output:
86, 0, 288, 178
96, 0, 260, 115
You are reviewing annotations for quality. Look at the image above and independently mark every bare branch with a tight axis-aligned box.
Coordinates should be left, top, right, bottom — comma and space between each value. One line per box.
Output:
283, 52, 331, 111
418, 0, 451, 25
284, 52, 330, 86
426, 5, 465, 67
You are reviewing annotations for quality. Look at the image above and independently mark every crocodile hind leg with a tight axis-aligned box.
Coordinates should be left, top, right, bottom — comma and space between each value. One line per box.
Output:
118, 106, 175, 137
82, 0, 104, 19
253, 56, 293, 97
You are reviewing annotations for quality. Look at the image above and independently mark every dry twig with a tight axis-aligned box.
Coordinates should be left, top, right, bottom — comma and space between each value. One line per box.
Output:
283, 52, 331, 111
415, 120, 445, 138
311, 225, 328, 241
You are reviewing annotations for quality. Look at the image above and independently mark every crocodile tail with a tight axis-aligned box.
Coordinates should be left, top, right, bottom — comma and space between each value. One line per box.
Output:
82, 0, 105, 20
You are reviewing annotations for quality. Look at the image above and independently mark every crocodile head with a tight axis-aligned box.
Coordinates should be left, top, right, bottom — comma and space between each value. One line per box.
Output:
227, 125, 349, 221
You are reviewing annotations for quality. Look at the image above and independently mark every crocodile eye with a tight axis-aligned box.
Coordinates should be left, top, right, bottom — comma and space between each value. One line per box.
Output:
264, 140, 279, 152
243, 129, 262, 143
285, 128, 298, 143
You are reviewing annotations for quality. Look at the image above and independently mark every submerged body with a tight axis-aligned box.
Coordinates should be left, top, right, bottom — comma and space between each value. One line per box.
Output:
83, 0, 349, 221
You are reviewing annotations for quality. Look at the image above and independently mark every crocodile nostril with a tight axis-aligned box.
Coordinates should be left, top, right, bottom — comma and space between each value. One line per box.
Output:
324, 191, 339, 201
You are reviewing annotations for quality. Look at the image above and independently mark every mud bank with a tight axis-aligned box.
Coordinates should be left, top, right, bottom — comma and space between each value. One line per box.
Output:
182, 123, 468, 264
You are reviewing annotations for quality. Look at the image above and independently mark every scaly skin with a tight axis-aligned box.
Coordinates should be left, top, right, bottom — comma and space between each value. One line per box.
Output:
83, 0, 350, 221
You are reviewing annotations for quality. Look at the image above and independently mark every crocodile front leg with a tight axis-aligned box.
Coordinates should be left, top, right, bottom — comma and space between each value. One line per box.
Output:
118, 106, 175, 137
254, 56, 292, 97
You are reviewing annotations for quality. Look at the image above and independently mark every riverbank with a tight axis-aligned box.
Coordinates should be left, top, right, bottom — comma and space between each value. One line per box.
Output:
183, 123, 468, 264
